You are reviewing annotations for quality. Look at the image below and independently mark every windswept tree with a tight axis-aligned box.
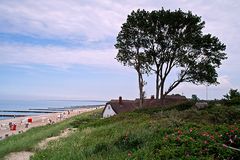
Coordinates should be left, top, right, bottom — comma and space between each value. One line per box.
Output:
145, 9, 227, 99
115, 10, 150, 108
116, 8, 227, 103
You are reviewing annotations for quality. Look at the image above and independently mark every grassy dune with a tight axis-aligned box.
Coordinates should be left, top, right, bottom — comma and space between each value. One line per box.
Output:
32, 103, 240, 160
0, 111, 96, 159
1, 104, 240, 159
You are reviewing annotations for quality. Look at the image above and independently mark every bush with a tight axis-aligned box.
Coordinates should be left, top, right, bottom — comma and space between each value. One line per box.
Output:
224, 97, 240, 106
173, 101, 195, 111
114, 133, 143, 151
70, 117, 93, 128
93, 143, 109, 154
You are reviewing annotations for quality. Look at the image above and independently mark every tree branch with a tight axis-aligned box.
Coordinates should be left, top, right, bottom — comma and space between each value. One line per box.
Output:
164, 70, 188, 96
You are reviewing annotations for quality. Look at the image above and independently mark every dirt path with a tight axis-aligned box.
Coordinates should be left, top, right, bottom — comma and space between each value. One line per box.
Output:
4, 128, 76, 160
4, 152, 34, 160
2, 106, 103, 160
37, 128, 76, 150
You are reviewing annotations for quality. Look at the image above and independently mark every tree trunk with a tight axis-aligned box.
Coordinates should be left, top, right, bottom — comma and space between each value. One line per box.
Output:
155, 70, 160, 99
160, 80, 165, 105
137, 69, 144, 108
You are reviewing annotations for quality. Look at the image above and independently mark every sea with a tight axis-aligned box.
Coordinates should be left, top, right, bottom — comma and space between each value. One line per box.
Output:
0, 100, 106, 120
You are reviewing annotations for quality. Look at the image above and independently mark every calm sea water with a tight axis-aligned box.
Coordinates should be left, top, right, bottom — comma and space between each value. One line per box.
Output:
0, 100, 106, 120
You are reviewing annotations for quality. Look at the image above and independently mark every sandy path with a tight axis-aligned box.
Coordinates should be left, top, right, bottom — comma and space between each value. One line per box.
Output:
2, 106, 103, 160
0, 107, 101, 140
4, 151, 34, 160
37, 128, 77, 150
4, 128, 77, 160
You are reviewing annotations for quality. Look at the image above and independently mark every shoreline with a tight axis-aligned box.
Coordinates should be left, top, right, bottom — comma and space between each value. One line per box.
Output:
0, 105, 104, 140
0, 104, 105, 120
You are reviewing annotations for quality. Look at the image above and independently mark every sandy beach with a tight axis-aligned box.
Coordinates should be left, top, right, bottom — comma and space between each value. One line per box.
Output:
0, 107, 102, 140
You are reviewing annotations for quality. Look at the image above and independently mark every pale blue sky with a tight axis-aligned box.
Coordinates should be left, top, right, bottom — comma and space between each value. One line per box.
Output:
0, 0, 239, 100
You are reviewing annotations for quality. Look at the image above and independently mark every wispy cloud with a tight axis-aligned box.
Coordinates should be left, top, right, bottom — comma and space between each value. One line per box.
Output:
0, 0, 240, 99
0, 0, 126, 42
0, 43, 120, 69
1, 0, 239, 75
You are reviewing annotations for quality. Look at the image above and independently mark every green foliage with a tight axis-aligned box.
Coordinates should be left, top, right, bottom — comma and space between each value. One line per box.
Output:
115, 9, 150, 107
224, 88, 240, 100
172, 101, 195, 111
2, 105, 240, 159
0, 114, 76, 159
192, 94, 200, 101
92, 142, 109, 154
115, 9, 150, 70
114, 133, 143, 151
223, 88, 240, 106
115, 8, 227, 99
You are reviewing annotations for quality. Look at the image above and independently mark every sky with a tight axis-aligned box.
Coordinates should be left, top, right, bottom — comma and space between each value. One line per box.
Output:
0, 0, 239, 100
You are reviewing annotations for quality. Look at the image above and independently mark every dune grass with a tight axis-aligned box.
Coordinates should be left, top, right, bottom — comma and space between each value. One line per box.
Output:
0, 110, 98, 159
30, 104, 240, 160
1, 104, 240, 159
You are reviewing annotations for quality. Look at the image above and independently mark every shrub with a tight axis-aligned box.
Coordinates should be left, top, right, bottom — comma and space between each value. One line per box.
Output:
114, 133, 143, 151
93, 143, 109, 154
70, 117, 93, 128
224, 97, 240, 106
173, 101, 195, 111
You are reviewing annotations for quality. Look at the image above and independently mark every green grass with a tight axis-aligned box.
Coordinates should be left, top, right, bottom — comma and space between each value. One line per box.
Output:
0, 110, 99, 159
1, 104, 240, 159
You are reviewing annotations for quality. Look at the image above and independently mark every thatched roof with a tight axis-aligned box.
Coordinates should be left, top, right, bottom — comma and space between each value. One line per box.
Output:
103, 95, 187, 115
105, 100, 137, 114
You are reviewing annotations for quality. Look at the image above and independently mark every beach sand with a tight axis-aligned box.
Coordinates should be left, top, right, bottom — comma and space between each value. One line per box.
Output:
0, 107, 102, 140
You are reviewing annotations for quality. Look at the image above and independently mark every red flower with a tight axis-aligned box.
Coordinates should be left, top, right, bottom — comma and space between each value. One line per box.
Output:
178, 130, 182, 135
201, 132, 208, 137
176, 136, 180, 142
189, 128, 193, 133
204, 140, 208, 144
210, 135, 215, 140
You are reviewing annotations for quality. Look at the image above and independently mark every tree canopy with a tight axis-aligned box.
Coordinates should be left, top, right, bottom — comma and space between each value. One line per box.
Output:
115, 10, 149, 107
224, 89, 240, 100
115, 8, 227, 103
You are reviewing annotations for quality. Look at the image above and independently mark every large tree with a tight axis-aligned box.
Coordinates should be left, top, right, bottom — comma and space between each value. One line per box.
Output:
116, 8, 227, 102
145, 9, 227, 99
115, 10, 150, 108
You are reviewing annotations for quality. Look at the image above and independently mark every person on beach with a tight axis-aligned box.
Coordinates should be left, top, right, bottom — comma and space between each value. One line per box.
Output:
48, 119, 51, 125
25, 122, 29, 128
57, 114, 63, 120
8, 122, 12, 130
48, 119, 55, 125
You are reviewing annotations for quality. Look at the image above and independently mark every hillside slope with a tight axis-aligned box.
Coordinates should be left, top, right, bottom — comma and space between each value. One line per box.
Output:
32, 103, 240, 159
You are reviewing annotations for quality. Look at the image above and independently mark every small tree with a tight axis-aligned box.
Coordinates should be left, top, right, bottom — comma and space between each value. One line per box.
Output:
115, 10, 150, 108
224, 89, 240, 100
192, 94, 200, 101
223, 89, 240, 106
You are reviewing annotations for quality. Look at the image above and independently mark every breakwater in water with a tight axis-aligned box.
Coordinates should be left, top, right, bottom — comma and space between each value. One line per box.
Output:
0, 100, 106, 120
